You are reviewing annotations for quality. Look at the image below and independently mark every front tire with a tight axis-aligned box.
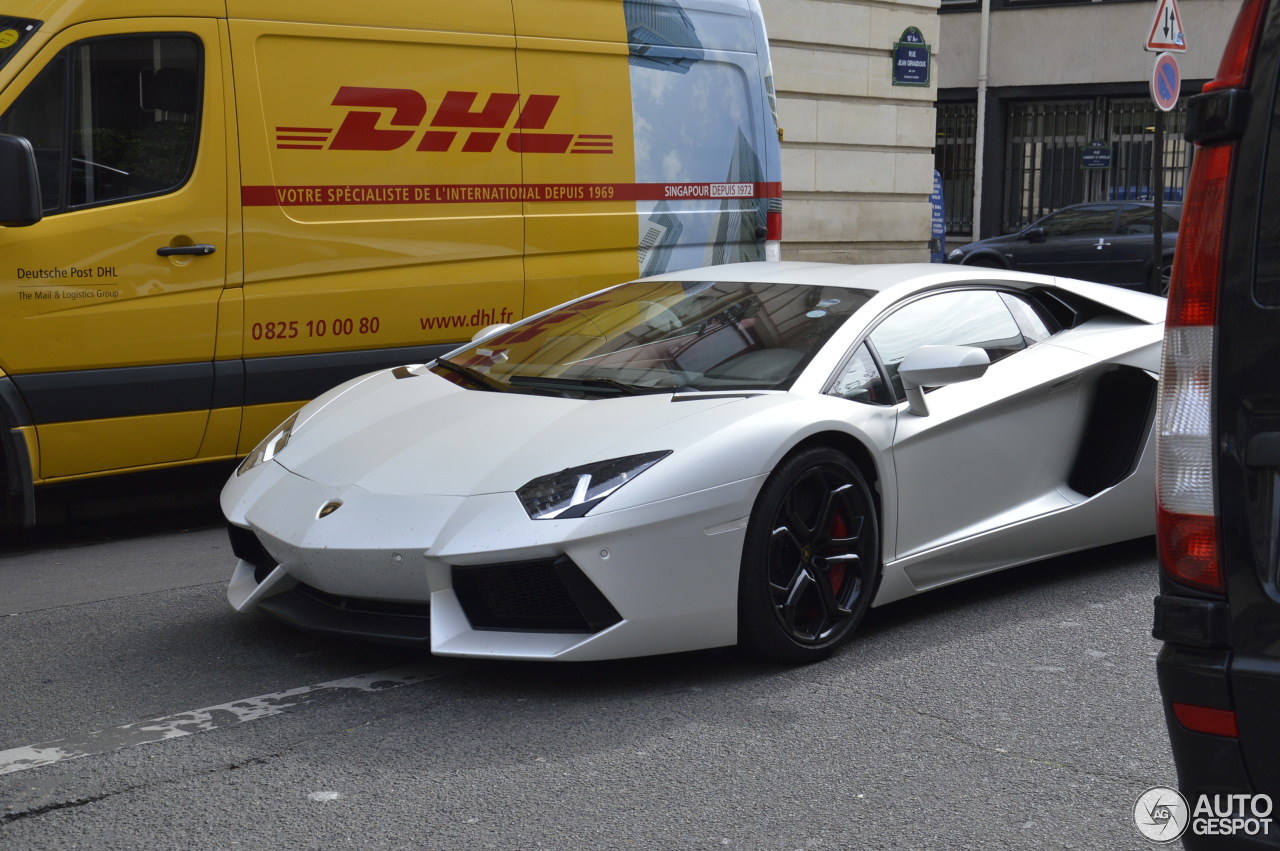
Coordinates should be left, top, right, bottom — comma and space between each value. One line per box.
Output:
738, 447, 881, 663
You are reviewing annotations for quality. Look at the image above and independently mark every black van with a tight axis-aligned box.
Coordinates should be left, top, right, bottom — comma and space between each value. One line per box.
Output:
1153, 0, 1280, 846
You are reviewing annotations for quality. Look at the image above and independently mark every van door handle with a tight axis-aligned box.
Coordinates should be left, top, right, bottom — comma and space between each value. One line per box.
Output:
157, 244, 216, 257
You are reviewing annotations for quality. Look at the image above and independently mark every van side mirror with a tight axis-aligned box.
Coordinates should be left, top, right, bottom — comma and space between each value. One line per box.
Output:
898, 345, 991, 416
0, 134, 42, 227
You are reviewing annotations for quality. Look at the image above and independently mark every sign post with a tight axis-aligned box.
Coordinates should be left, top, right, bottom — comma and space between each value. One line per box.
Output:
1145, 0, 1187, 293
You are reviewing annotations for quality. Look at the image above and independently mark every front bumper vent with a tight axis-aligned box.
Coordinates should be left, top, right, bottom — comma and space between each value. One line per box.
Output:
257, 582, 432, 648
452, 556, 622, 633
227, 523, 278, 583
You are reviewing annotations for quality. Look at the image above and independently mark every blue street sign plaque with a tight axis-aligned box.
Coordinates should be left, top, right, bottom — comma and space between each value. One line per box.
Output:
893, 27, 931, 87
1082, 140, 1112, 169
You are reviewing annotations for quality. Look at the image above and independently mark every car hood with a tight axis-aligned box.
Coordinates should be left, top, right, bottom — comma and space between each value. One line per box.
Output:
954, 233, 1020, 253
274, 369, 752, 496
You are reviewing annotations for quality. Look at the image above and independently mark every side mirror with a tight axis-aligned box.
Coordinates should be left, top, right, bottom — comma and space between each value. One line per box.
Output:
0, 134, 42, 227
471, 323, 511, 342
1022, 226, 1047, 244
898, 345, 991, 417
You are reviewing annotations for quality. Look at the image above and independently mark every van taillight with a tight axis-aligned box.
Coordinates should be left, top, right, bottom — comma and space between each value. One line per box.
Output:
1156, 319, 1221, 592
765, 210, 782, 262
1203, 0, 1267, 91
1153, 0, 1260, 594
1158, 147, 1229, 592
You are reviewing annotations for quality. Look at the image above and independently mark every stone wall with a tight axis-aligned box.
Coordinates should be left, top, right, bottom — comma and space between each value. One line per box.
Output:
761, 0, 941, 263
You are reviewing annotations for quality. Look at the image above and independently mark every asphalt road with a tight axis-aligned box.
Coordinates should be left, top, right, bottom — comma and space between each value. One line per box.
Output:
0, 481, 1175, 850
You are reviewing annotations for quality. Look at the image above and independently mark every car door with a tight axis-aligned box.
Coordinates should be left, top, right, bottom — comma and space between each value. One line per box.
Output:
1008, 204, 1119, 282
865, 288, 1096, 587
1110, 203, 1180, 287
0, 20, 227, 480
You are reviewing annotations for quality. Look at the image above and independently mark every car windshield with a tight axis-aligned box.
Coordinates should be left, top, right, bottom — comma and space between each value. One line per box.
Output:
432, 279, 874, 397
0, 18, 41, 72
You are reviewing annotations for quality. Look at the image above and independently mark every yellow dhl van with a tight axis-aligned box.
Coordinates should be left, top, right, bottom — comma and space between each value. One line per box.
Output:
0, 0, 782, 525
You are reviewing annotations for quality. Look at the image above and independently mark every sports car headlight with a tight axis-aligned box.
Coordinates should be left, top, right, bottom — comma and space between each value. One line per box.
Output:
948, 247, 963, 259
237, 413, 299, 477
516, 451, 671, 520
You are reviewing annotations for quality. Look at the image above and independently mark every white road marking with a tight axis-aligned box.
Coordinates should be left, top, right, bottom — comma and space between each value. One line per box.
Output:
0, 666, 432, 776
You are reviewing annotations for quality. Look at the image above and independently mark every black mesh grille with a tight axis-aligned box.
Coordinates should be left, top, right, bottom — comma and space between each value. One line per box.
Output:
227, 523, 278, 583
1068, 366, 1157, 497
452, 556, 621, 633
295, 583, 431, 620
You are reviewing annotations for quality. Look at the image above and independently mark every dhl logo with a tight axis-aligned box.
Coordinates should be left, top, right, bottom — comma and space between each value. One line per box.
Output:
274, 87, 613, 155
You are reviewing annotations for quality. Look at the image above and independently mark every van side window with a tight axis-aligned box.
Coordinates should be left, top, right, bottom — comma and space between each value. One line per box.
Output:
0, 34, 200, 213
868, 289, 1026, 399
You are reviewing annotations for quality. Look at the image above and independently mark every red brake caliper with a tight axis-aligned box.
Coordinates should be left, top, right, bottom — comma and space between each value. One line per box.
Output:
828, 512, 848, 593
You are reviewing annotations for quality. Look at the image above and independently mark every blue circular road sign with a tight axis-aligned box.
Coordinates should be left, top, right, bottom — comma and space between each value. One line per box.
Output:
1151, 52, 1181, 111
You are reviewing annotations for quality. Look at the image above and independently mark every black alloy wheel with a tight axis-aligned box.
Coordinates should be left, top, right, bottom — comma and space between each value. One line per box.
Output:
738, 447, 880, 663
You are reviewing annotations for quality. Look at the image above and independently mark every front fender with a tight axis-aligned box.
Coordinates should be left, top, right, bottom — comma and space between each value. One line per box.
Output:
959, 250, 1011, 269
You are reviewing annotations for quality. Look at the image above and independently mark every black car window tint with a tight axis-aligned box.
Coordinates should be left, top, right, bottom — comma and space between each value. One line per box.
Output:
869, 289, 1026, 398
1116, 205, 1181, 236
1037, 205, 1117, 238
1117, 205, 1156, 235
0, 17, 40, 73
0, 52, 64, 211
830, 342, 890, 405
0, 34, 201, 214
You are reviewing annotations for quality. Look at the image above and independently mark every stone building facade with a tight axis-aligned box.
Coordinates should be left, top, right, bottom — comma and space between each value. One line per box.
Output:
761, 0, 942, 263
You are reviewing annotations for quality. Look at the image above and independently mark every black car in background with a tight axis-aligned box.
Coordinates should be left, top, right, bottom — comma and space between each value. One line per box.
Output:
947, 201, 1180, 293
1153, 0, 1280, 846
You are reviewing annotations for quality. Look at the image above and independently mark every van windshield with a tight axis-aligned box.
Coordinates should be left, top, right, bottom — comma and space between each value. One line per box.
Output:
432, 279, 874, 397
0, 18, 40, 72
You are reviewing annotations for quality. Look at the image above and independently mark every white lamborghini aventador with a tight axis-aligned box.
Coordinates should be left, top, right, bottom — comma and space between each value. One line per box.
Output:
223, 262, 1165, 663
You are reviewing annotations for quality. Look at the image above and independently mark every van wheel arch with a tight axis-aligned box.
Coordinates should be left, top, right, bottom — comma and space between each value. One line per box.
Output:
0, 379, 38, 528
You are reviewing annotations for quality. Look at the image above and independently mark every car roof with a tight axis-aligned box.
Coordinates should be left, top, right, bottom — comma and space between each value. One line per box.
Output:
633, 260, 1167, 325
635, 260, 1056, 294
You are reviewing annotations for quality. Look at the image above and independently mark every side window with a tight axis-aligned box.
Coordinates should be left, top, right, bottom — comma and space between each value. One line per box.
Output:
1117, 204, 1181, 235
0, 34, 200, 214
829, 343, 890, 405
1036, 205, 1117, 238
999, 292, 1054, 344
868, 289, 1026, 398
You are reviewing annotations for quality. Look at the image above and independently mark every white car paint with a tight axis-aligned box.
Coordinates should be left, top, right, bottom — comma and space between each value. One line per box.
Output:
223, 262, 1164, 661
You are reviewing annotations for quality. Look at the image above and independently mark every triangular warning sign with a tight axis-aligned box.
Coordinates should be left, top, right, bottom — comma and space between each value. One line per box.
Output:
1146, 0, 1188, 53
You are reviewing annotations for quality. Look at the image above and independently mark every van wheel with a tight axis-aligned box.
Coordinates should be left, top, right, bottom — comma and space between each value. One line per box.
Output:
738, 447, 880, 663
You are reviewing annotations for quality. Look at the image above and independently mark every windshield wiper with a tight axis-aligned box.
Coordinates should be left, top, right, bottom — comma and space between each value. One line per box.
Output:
506, 375, 643, 396
432, 358, 510, 393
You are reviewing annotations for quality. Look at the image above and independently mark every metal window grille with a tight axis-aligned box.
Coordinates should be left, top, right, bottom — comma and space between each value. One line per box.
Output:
1105, 97, 1190, 204
935, 102, 977, 236
1004, 99, 1096, 232
1002, 97, 1191, 232
934, 96, 1192, 238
